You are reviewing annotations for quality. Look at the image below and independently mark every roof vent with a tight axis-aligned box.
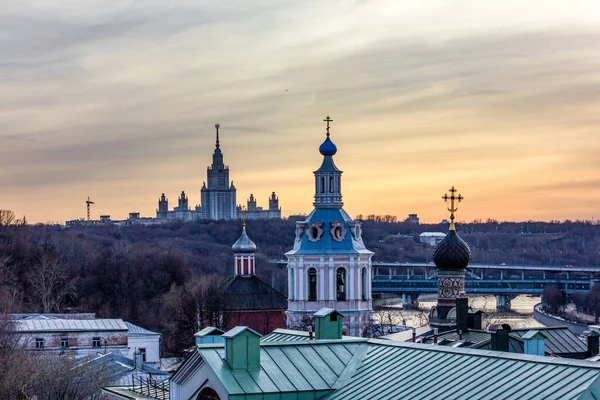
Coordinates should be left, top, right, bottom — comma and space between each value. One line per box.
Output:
194, 327, 225, 346
522, 330, 546, 356
222, 326, 262, 370
314, 308, 344, 340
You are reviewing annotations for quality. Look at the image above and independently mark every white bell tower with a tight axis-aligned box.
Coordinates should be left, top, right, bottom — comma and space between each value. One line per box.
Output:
285, 117, 374, 336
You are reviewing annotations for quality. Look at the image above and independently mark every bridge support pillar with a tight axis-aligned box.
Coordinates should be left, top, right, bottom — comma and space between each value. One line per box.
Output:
495, 295, 512, 312
402, 294, 413, 307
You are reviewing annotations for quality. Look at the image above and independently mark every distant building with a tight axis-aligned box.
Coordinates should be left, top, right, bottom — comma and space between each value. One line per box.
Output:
419, 231, 446, 246
66, 124, 281, 226
404, 213, 419, 224
238, 192, 281, 220
10, 313, 161, 366
155, 124, 280, 222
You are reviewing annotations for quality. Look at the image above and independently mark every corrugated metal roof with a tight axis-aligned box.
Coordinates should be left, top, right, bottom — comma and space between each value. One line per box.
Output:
325, 339, 600, 400
124, 322, 160, 336
13, 318, 127, 332
198, 339, 369, 396
185, 337, 600, 399
512, 327, 588, 356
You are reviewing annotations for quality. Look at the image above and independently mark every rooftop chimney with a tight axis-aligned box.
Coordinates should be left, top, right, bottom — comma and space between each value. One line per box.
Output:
222, 326, 262, 370
412, 327, 416, 343
433, 328, 439, 345
489, 324, 511, 352
314, 308, 344, 340
587, 331, 600, 357
468, 310, 483, 330
522, 330, 546, 356
456, 296, 469, 333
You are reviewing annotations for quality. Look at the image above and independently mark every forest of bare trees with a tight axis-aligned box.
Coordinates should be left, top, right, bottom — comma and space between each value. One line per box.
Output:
2, 209, 600, 355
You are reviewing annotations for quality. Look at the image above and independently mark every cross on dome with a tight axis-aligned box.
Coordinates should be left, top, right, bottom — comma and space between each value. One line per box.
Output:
442, 186, 463, 230
323, 116, 333, 137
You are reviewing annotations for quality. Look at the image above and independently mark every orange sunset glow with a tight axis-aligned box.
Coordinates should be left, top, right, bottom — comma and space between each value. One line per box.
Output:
1, 1, 600, 224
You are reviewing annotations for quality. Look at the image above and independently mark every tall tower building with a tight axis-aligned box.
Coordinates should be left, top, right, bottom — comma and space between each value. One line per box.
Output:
200, 124, 237, 220
156, 193, 168, 219
285, 117, 373, 336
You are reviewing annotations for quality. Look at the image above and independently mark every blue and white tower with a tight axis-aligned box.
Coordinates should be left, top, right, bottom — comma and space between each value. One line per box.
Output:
285, 117, 374, 336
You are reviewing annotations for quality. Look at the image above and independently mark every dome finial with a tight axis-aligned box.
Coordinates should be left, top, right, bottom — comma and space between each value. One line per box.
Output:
319, 116, 337, 156
323, 116, 333, 138
442, 186, 463, 231
240, 207, 247, 230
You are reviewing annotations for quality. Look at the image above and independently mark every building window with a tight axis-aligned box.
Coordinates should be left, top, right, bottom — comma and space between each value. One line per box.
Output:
362, 268, 368, 301
92, 337, 101, 348
35, 338, 44, 349
336, 268, 346, 301
198, 387, 221, 400
61, 337, 69, 348
320, 177, 325, 193
329, 176, 334, 193
308, 268, 317, 301
139, 348, 146, 362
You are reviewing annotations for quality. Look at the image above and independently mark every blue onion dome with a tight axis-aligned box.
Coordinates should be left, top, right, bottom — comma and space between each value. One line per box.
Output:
319, 136, 337, 156
432, 229, 471, 269
232, 227, 257, 253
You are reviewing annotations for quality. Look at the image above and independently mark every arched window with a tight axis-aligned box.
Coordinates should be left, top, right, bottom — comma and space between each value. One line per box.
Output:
336, 268, 346, 301
198, 387, 221, 400
329, 176, 334, 193
308, 268, 317, 301
320, 177, 325, 193
361, 268, 368, 301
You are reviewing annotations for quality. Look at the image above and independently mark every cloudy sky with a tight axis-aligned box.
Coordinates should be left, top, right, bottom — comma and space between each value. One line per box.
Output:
1, 0, 599, 223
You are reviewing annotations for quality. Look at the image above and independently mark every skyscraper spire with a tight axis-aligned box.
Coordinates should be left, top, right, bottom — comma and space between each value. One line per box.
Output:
215, 123, 220, 149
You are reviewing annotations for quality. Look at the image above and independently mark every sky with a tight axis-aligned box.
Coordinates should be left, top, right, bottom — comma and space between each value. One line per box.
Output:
1, 0, 600, 224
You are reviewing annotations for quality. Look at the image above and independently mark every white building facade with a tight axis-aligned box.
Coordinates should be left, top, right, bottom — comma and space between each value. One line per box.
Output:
285, 118, 374, 336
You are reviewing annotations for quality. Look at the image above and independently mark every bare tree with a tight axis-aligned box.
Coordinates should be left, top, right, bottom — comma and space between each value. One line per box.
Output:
27, 254, 76, 313
0, 209, 16, 226
26, 354, 113, 400
0, 256, 23, 313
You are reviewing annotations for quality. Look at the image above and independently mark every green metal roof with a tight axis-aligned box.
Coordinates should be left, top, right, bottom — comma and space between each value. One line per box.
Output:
325, 339, 600, 400
197, 339, 369, 398
512, 327, 588, 356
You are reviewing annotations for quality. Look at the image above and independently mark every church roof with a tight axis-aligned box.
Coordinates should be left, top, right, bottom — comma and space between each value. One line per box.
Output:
219, 275, 287, 311
433, 229, 471, 269
232, 227, 257, 253
286, 208, 373, 256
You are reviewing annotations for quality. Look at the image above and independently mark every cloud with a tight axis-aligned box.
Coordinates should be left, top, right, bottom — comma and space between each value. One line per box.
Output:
1, 1, 599, 222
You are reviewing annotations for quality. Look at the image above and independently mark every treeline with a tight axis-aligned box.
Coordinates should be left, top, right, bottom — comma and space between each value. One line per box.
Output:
2, 210, 600, 354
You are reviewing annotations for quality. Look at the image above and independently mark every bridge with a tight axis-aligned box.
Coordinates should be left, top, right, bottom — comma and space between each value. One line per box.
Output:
273, 260, 600, 310
371, 262, 600, 310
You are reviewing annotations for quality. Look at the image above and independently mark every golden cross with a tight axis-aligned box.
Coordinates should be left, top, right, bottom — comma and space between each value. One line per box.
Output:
442, 186, 463, 222
323, 116, 333, 137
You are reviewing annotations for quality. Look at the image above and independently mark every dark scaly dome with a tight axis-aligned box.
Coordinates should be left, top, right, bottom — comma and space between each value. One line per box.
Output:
433, 228, 471, 269
319, 136, 337, 156
232, 226, 257, 253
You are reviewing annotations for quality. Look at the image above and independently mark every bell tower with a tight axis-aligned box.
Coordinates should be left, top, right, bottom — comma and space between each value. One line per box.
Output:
285, 117, 373, 336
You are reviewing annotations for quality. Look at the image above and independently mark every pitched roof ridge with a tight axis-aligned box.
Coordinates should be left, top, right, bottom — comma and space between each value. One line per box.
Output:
367, 338, 600, 369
